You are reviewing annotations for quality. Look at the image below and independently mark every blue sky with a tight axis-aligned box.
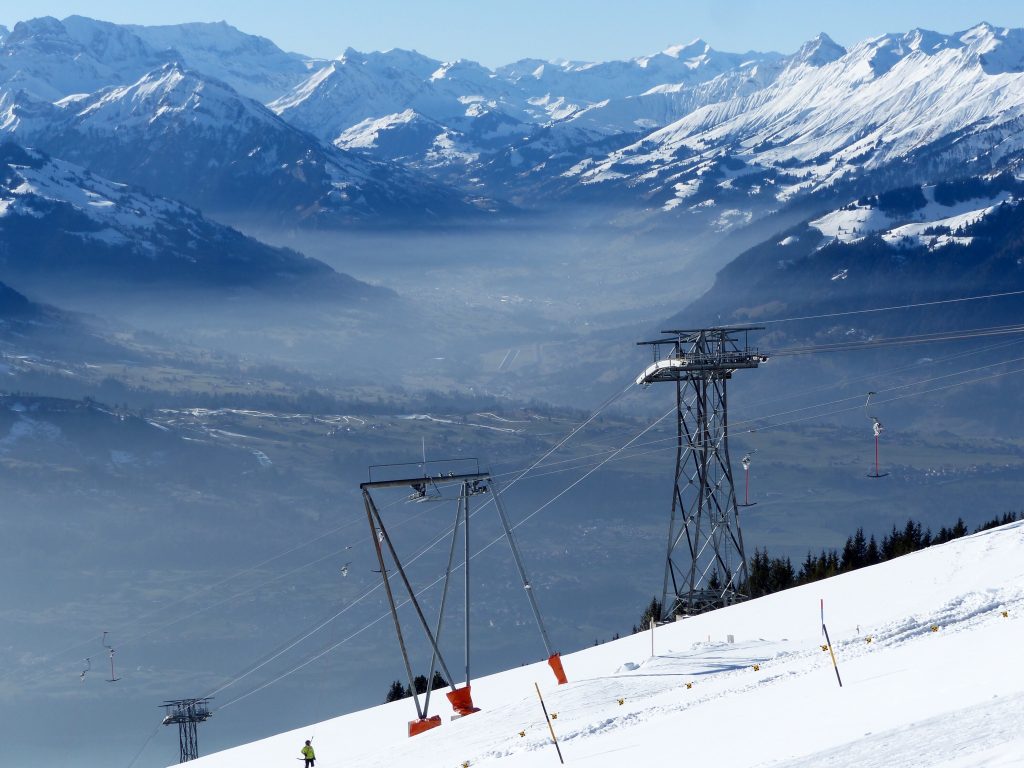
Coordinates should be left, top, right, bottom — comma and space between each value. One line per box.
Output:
2, 0, 1024, 66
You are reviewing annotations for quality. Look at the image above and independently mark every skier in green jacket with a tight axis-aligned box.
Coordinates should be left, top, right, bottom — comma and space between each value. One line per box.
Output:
301, 740, 315, 767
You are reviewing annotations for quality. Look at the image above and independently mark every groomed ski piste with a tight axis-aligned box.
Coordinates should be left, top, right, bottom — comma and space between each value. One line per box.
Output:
187, 521, 1024, 768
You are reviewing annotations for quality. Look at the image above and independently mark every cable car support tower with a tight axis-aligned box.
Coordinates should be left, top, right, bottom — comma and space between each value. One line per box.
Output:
161, 697, 212, 763
637, 327, 767, 617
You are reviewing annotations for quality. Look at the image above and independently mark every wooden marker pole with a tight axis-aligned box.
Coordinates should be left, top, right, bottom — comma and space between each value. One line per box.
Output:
822, 623, 843, 687
534, 682, 564, 764
820, 599, 843, 688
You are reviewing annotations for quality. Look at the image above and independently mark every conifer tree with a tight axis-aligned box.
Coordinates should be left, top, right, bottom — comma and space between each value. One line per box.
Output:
385, 680, 407, 703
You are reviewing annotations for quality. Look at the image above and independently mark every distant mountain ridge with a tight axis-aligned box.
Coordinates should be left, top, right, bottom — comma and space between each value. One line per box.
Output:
669, 175, 1024, 336
0, 15, 318, 102
0, 143, 390, 300
1, 62, 480, 225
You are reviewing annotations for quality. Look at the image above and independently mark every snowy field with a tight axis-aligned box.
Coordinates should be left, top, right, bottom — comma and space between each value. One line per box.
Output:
187, 521, 1024, 768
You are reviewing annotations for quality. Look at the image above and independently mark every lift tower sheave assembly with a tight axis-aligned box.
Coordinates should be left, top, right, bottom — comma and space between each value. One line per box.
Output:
161, 698, 213, 763
637, 327, 767, 617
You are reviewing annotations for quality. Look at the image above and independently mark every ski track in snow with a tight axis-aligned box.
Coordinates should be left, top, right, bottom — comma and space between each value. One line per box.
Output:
759, 692, 1024, 768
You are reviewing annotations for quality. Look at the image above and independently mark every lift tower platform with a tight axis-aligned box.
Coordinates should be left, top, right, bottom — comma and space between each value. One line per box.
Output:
637, 327, 766, 617
161, 697, 212, 763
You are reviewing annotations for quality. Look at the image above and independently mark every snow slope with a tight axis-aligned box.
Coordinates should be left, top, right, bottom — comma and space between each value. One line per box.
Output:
809, 185, 1015, 248
186, 520, 1024, 768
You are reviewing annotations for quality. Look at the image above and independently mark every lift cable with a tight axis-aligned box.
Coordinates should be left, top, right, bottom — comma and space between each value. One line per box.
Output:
21, 325, 1015, 685
728, 288, 1024, 327
216, 406, 679, 710
199, 376, 641, 700
210, 355, 1024, 708
0, 516, 370, 686
457, 351, 1024, 487
194, 309, 1024, 705
91, 318, 1024, 704
771, 323, 1024, 357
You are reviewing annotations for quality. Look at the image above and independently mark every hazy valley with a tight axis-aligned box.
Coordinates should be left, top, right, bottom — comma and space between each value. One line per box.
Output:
2, 12, 1024, 767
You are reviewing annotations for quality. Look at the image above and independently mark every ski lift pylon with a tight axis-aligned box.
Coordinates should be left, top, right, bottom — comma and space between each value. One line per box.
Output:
102, 632, 120, 682
360, 460, 565, 737
738, 449, 757, 507
864, 392, 888, 478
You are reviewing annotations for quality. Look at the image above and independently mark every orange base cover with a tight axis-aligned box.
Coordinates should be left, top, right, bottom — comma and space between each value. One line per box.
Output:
548, 653, 568, 685
408, 715, 442, 737
446, 685, 480, 716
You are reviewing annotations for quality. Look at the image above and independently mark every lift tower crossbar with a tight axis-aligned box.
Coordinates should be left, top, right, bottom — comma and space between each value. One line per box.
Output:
637, 327, 766, 617
161, 698, 212, 763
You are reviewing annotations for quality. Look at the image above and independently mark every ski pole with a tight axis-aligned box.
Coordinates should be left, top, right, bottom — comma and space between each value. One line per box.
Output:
534, 682, 564, 764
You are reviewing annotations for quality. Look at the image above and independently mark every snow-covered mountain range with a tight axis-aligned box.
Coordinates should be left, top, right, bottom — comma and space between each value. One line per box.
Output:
570, 25, 1024, 215
4, 15, 1024, 230
2, 12, 1024, 317
1, 62, 478, 225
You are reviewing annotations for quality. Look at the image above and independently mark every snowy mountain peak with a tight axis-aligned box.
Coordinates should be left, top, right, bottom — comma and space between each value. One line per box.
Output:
338, 47, 441, 79
0, 15, 171, 101
4, 15, 66, 46
962, 24, 1024, 75
961, 21, 998, 43
901, 27, 955, 53
0, 89, 61, 133
662, 38, 711, 58
63, 60, 272, 135
60, 14, 157, 61
849, 28, 958, 77
429, 59, 494, 83
792, 32, 846, 67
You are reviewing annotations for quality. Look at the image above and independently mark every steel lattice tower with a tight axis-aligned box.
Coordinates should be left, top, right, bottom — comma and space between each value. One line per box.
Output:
161, 698, 212, 763
637, 327, 766, 617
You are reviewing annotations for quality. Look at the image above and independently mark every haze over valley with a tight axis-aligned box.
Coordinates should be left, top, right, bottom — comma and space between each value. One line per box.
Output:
2, 10, 1024, 767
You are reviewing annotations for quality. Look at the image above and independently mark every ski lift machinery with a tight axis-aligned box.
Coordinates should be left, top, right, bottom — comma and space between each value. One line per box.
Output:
360, 458, 567, 737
